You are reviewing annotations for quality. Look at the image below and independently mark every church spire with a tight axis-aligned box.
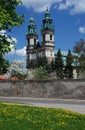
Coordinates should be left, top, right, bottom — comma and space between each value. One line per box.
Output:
41, 7, 54, 31
27, 17, 37, 35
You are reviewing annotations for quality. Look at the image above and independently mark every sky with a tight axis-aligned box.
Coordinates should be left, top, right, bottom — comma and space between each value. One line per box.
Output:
3, 0, 85, 61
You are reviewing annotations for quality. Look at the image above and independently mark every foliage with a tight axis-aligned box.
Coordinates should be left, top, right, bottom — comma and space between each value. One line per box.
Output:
27, 60, 34, 69
55, 49, 64, 79
50, 59, 55, 72
6, 59, 28, 80
45, 64, 53, 74
65, 49, 73, 78
78, 71, 85, 79
0, 103, 85, 130
45, 60, 55, 75
0, 56, 9, 74
37, 56, 48, 67
73, 39, 85, 78
0, 0, 24, 53
33, 66, 48, 80
0, 0, 24, 31
0, 0, 24, 74
0, 33, 16, 55
27, 56, 48, 69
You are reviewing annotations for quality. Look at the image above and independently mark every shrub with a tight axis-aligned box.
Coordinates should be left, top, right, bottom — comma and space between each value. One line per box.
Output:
33, 66, 48, 80
78, 70, 85, 79
6, 59, 28, 80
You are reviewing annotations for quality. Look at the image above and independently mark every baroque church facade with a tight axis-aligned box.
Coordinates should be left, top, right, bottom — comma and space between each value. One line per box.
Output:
26, 8, 55, 68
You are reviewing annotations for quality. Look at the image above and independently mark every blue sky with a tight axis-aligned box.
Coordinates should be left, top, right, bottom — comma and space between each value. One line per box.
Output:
4, 0, 85, 61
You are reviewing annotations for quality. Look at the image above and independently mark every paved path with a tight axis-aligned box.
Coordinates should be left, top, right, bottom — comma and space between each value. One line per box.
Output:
0, 97, 85, 114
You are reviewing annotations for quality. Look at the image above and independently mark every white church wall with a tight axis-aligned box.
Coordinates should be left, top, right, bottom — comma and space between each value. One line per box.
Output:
45, 43, 54, 46
30, 39, 34, 45
45, 34, 54, 42
45, 50, 54, 57
45, 34, 49, 41
38, 52, 43, 57
29, 54, 36, 60
52, 35, 54, 41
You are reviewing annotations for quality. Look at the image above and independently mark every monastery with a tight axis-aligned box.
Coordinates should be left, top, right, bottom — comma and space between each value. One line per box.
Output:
26, 8, 55, 68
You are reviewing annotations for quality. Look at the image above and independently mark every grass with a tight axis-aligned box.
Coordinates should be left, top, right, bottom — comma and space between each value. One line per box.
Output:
0, 103, 85, 130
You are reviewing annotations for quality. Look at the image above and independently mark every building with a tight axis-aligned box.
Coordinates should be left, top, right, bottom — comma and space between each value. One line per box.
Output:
26, 7, 55, 68
26, 8, 78, 79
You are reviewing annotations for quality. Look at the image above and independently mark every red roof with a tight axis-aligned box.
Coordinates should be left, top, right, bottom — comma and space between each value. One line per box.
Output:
0, 75, 7, 80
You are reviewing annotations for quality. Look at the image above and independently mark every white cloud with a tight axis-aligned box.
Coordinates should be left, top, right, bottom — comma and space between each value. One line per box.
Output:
7, 46, 26, 58
15, 46, 26, 57
21, 0, 85, 14
58, 0, 85, 14
79, 26, 85, 33
22, 0, 62, 12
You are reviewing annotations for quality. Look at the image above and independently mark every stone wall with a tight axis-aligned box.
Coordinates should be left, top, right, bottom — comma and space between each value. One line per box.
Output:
0, 79, 85, 99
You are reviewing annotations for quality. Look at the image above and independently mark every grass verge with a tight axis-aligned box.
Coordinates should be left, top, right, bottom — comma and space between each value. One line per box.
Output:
0, 103, 85, 130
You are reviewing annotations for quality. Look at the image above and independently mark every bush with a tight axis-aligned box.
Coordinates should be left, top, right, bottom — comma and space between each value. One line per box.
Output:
33, 66, 48, 80
78, 71, 85, 79
6, 59, 28, 80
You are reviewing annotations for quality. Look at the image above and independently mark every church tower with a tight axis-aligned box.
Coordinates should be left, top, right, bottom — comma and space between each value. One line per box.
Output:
26, 8, 55, 68
26, 18, 38, 68
41, 7, 55, 63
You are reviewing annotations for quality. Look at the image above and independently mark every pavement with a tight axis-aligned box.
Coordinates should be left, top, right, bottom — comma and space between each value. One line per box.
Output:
0, 96, 85, 114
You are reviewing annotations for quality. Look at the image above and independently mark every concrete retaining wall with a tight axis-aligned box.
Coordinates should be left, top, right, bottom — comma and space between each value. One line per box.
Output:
0, 79, 85, 99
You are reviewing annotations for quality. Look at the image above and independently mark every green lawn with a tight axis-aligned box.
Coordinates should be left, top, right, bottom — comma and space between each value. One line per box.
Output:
0, 103, 85, 130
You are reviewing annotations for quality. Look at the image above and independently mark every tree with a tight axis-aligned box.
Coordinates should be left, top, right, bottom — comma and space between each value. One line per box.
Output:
55, 49, 64, 79
33, 66, 48, 80
6, 59, 28, 80
73, 39, 85, 78
37, 56, 47, 67
65, 49, 73, 78
0, 0, 24, 74
27, 60, 35, 69
0, 56, 9, 74
0, 0, 24, 31
50, 59, 55, 72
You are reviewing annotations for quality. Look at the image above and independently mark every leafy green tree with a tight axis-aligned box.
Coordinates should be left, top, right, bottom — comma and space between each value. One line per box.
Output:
37, 56, 47, 67
45, 64, 52, 74
0, 0, 24, 31
55, 49, 64, 79
50, 60, 55, 72
27, 60, 35, 69
73, 39, 85, 78
33, 66, 48, 80
0, 0, 24, 74
0, 56, 9, 74
65, 49, 73, 78
45, 60, 55, 74
27, 56, 48, 69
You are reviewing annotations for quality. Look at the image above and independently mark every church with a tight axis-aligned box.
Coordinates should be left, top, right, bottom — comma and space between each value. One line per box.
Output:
26, 7, 55, 68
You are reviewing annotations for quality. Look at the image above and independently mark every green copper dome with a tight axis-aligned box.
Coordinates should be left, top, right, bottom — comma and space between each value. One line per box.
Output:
41, 7, 54, 31
29, 17, 35, 24
27, 17, 38, 35
45, 7, 50, 18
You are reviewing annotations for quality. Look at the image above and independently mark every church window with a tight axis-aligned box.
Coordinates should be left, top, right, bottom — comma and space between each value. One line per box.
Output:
43, 35, 45, 42
50, 35, 52, 40
34, 39, 36, 49
34, 39, 36, 44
